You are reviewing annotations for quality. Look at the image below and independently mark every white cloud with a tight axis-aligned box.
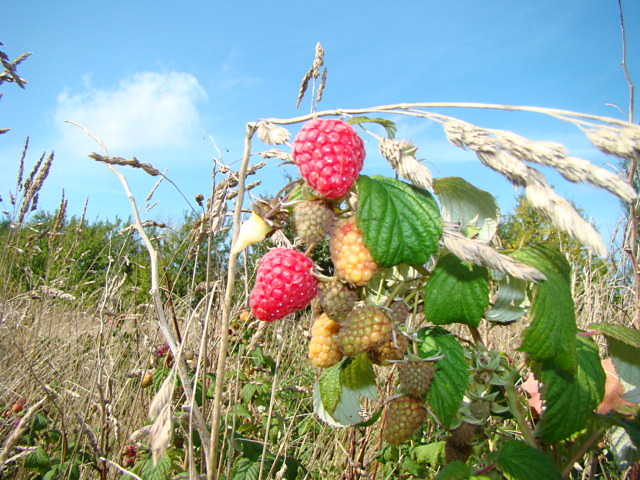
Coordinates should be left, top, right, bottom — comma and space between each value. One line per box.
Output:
54, 71, 207, 155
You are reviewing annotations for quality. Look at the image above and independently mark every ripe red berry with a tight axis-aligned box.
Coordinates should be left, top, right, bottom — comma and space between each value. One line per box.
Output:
292, 119, 366, 199
249, 248, 318, 322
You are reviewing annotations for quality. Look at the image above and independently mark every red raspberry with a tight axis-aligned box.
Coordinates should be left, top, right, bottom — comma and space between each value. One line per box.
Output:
292, 119, 366, 199
249, 248, 318, 322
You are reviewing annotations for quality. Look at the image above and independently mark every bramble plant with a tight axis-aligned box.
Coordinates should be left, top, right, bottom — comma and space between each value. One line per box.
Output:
226, 99, 640, 478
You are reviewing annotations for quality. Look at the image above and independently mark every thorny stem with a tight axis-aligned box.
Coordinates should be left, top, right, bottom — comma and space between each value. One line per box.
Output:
503, 372, 537, 449
208, 122, 257, 480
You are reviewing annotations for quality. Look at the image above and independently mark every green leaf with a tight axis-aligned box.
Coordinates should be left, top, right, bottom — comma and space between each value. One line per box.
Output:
495, 440, 562, 480
347, 116, 397, 139
433, 177, 500, 242
609, 425, 640, 469
318, 358, 345, 414
423, 253, 489, 327
233, 457, 262, 480
140, 453, 172, 480
536, 335, 605, 442
596, 412, 640, 449
485, 272, 528, 324
590, 322, 640, 348
434, 460, 470, 480
25, 447, 50, 471
341, 353, 376, 391
589, 322, 640, 394
609, 338, 640, 397
402, 457, 427, 477
413, 441, 446, 467
313, 356, 377, 427
31, 411, 49, 431
241, 383, 258, 405
356, 175, 442, 268
511, 245, 577, 371
417, 327, 468, 427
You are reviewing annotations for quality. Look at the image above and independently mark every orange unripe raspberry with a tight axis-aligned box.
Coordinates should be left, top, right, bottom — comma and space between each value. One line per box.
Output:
308, 313, 343, 368
330, 217, 378, 286
337, 306, 392, 356
383, 395, 427, 445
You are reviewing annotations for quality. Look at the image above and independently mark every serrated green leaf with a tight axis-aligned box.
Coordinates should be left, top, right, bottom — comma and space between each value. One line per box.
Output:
402, 457, 427, 477
423, 253, 489, 327
312, 380, 367, 427
417, 327, 468, 427
485, 271, 528, 324
537, 335, 605, 442
233, 457, 262, 480
433, 177, 500, 242
511, 245, 577, 371
608, 338, 640, 394
610, 425, 640, 469
413, 441, 446, 467
347, 116, 397, 139
341, 353, 376, 391
495, 440, 562, 480
25, 447, 50, 471
31, 411, 48, 431
596, 412, 640, 449
318, 358, 346, 414
590, 322, 640, 348
241, 383, 258, 405
434, 460, 470, 480
589, 323, 640, 392
140, 453, 172, 480
356, 175, 442, 267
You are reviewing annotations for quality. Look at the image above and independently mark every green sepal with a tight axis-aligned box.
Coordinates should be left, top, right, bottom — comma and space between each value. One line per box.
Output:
356, 175, 442, 268
347, 116, 397, 139
423, 253, 489, 327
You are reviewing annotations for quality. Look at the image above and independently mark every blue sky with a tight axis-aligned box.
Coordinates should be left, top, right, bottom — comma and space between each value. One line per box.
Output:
1, 0, 639, 243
